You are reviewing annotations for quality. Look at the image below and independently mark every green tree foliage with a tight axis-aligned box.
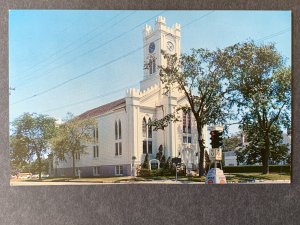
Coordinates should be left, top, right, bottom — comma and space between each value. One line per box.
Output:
50, 113, 96, 177
149, 49, 233, 176
217, 42, 291, 173
222, 134, 242, 152
236, 123, 289, 165
142, 153, 149, 169
156, 144, 166, 168
10, 113, 56, 179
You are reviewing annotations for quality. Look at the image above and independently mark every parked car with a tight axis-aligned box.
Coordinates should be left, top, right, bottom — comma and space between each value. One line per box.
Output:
18, 173, 32, 179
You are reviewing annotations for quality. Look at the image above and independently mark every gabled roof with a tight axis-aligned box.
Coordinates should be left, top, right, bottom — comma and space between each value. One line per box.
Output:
78, 98, 126, 119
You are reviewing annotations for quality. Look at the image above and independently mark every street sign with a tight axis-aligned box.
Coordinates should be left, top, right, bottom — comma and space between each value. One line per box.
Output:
172, 157, 181, 166
209, 148, 222, 161
215, 148, 222, 161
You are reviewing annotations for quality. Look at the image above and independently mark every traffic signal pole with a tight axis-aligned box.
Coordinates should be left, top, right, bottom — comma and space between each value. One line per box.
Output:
206, 127, 227, 184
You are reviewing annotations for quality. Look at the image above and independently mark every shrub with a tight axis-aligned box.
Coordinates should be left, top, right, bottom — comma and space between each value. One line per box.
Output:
223, 165, 290, 173
137, 168, 152, 177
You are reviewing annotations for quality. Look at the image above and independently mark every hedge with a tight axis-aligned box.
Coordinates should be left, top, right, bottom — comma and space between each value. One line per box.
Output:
137, 167, 186, 177
223, 165, 290, 173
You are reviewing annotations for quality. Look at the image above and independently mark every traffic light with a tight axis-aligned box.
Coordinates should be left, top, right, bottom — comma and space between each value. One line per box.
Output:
210, 130, 223, 148
216, 131, 223, 147
210, 130, 216, 148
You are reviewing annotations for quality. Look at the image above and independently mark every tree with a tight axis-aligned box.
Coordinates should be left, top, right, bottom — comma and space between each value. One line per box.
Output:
156, 144, 166, 168
204, 150, 211, 173
222, 133, 242, 152
236, 122, 289, 166
149, 49, 232, 176
51, 113, 96, 177
10, 113, 56, 179
218, 42, 291, 173
141, 153, 149, 169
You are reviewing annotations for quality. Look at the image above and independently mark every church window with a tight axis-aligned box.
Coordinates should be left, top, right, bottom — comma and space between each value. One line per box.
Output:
115, 143, 118, 156
149, 59, 156, 75
119, 120, 122, 139
152, 59, 156, 74
148, 141, 153, 154
183, 110, 192, 144
93, 126, 99, 143
115, 121, 118, 140
183, 110, 191, 134
93, 145, 99, 158
119, 142, 122, 155
142, 117, 147, 137
148, 118, 152, 138
75, 152, 80, 160
115, 120, 122, 156
143, 141, 147, 154
142, 117, 153, 154
115, 140, 122, 156
115, 165, 123, 175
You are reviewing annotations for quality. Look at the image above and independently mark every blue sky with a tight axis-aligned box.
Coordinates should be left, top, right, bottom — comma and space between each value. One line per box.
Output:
9, 10, 291, 133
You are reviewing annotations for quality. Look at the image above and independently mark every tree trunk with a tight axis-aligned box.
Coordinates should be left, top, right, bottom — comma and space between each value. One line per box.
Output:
37, 153, 42, 180
72, 152, 76, 178
199, 140, 205, 177
262, 138, 270, 174
197, 125, 205, 177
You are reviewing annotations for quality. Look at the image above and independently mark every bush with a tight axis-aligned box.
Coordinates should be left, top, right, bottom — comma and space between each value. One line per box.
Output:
223, 165, 290, 173
137, 167, 183, 177
137, 168, 152, 177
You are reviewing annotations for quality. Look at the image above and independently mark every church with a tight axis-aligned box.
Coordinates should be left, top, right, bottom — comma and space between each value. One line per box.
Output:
52, 16, 208, 177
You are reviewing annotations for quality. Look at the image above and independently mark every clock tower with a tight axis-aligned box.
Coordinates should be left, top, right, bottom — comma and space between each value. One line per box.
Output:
140, 16, 181, 91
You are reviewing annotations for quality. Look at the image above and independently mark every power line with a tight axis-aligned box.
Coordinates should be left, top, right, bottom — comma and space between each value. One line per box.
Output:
11, 11, 92, 78
16, 11, 288, 109
41, 82, 140, 113
13, 11, 160, 88
9, 11, 222, 106
22, 11, 216, 113
12, 11, 127, 83
182, 11, 215, 28
255, 27, 290, 42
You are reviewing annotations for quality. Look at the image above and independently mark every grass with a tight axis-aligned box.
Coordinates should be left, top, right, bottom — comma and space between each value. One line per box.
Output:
225, 172, 290, 183
10, 172, 290, 184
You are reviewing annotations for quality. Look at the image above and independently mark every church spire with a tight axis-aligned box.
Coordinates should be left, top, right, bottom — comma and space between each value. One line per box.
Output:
140, 16, 181, 91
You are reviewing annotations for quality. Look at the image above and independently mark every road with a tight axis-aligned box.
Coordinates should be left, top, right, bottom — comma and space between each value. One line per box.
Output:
10, 179, 290, 186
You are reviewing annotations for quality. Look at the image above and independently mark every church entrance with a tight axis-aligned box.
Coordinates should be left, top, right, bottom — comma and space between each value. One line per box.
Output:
181, 147, 197, 174
149, 159, 160, 170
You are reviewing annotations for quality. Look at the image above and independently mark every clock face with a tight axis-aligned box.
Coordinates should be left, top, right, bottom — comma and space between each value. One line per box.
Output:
166, 41, 174, 52
149, 42, 155, 53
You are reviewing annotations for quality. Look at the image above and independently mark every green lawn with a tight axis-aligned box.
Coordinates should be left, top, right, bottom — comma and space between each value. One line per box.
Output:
225, 172, 290, 183
10, 172, 290, 184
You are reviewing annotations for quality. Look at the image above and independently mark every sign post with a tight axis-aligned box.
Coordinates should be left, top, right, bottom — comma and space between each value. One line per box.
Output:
206, 126, 226, 184
172, 157, 181, 182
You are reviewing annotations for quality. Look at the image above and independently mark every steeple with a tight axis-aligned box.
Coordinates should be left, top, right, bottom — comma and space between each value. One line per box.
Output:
140, 16, 181, 91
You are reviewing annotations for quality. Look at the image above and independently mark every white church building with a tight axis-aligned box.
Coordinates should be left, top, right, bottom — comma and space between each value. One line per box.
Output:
52, 16, 208, 177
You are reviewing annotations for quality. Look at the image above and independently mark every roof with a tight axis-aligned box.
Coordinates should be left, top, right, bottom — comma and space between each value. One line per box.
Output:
78, 98, 126, 119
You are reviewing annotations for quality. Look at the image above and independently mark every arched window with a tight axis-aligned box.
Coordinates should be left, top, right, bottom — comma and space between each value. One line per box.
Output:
183, 111, 187, 133
183, 110, 192, 144
149, 59, 156, 75
118, 120, 122, 139
115, 121, 118, 140
152, 59, 156, 74
187, 111, 191, 133
148, 118, 152, 138
142, 117, 147, 137
142, 117, 153, 154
